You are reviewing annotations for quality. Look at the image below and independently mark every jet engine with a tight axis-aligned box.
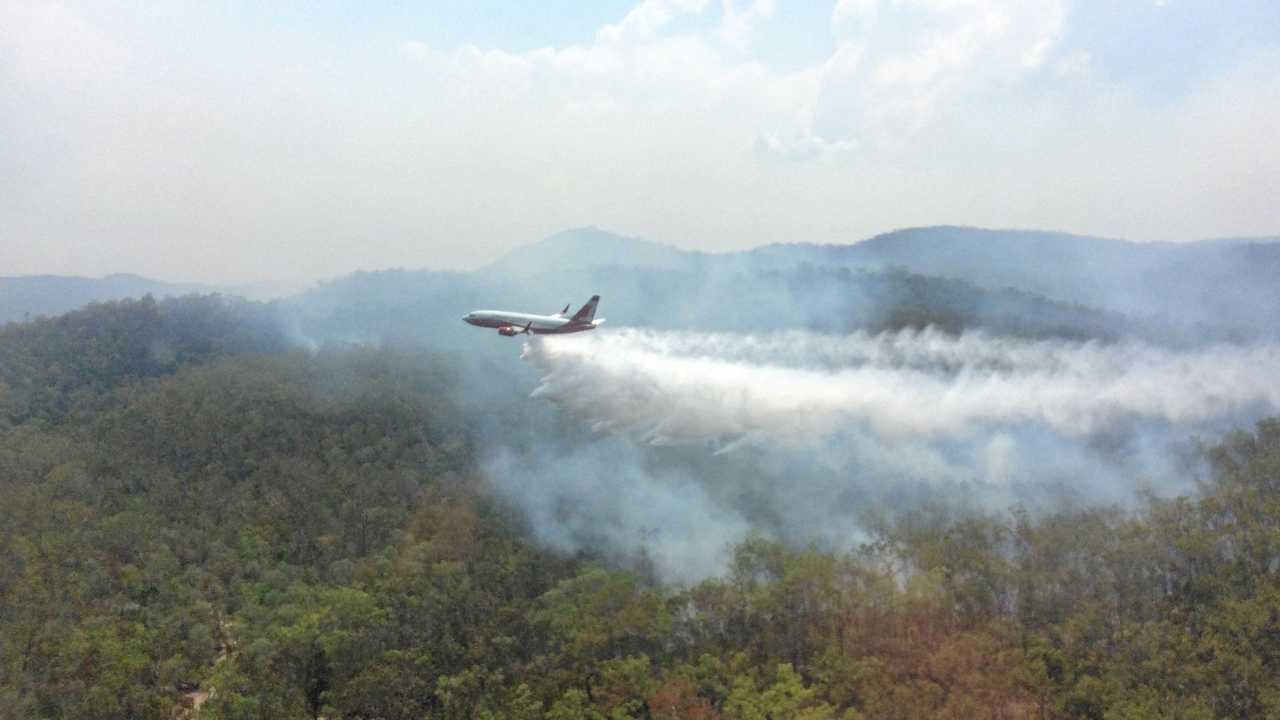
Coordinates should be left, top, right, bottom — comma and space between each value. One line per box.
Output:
498, 321, 533, 337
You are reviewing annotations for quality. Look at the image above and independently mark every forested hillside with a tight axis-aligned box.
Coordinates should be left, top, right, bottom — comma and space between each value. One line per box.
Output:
2, 297, 1280, 718
0, 276, 225, 325
0, 296, 286, 427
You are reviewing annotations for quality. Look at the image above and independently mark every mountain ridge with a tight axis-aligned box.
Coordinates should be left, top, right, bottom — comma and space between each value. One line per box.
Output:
0, 273, 224, 324
8, 224, 1279, 337
484, 225, 1280, 332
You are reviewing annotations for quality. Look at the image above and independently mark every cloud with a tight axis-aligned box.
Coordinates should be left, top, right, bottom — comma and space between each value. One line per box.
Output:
398, 40, 430, 63
717, 0, 776, 51
1054, 49, 1091, 78
596, 0, 713, 45
802, 0, 1068, 152
0, 2, 129, 91
1, 1, 1277, 282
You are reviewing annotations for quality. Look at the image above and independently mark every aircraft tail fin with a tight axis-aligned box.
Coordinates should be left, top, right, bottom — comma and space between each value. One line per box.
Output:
570, 295, 600, 323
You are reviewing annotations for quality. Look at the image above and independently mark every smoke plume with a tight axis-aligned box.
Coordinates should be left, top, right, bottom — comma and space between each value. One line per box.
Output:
473, 327, 1280, 581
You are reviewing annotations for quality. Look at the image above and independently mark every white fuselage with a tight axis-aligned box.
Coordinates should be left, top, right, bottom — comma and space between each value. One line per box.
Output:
462, 310, 603, 335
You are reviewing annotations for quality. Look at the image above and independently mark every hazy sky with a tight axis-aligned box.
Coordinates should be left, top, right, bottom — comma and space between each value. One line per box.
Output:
2, 1, 1278, 284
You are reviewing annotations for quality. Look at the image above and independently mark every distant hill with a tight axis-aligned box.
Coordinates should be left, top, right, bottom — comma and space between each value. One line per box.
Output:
291, 259, 1155, 354
752, 226, 1280, 329
486, 225, 1280, 335
10, 225, 1278, 343
0, 273, 224, 324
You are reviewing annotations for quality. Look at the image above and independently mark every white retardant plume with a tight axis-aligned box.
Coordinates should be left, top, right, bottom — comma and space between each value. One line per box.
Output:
522, 328, 1280, 445
481, 326, 1280, 582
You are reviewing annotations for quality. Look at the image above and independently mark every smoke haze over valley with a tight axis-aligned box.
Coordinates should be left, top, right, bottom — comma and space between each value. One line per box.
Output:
4, 2, 1280, 715
89, 224, 1263, 583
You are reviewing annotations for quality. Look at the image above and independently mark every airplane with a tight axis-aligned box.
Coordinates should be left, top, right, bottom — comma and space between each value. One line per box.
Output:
462, 295, 605, 336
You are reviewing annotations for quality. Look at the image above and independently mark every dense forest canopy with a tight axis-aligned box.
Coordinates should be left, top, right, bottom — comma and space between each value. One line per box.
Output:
2, 294, 1279, 719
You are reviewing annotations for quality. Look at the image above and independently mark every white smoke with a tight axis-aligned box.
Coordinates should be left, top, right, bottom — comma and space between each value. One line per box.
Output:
523, 328, 1280, 445
482, 327, 1279, 582
484, 441, 752, 583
